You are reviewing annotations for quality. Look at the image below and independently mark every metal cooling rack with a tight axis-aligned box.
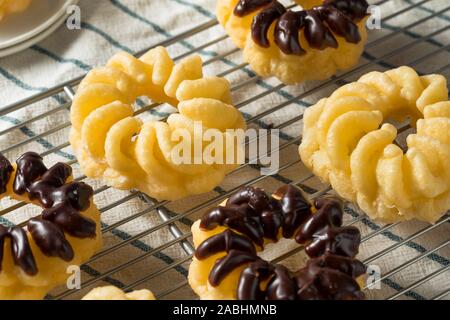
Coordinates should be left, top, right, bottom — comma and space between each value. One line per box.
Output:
0, 0, 449, 300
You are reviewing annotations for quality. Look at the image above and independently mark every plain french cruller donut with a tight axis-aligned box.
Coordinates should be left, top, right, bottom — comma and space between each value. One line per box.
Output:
70, 46, 246, 201
299, 66, 450, 223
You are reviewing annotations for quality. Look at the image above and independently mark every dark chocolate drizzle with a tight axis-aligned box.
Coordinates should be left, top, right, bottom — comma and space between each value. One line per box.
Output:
0, 153, 13, 194
295, 197, 361, 258
266, 264, 297, 300
201, 185, 312, 247
195, 229, 256, 260
0, 225, 37, 275
196, 185, 365, 300
295, 254, 366, 300
237, 253, 366, 300
233, 0, 369, 55
210, 250, 258, 286
234, 0, 273, 16
28, 219, 74, 262
237, 260, 274, 300
0, 152, 96, 275
251, 2, 286, 48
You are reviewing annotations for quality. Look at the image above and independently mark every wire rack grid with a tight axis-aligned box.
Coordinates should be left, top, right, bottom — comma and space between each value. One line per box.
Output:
0, 0, 449, 300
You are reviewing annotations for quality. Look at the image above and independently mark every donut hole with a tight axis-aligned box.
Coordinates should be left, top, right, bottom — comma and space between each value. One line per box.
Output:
395, 126, 416, 151
0, 196, 42, 227
120, 96, 177, 147
383, 117, 417, 152
258, 237, 309, 269
132, 95, 177, 122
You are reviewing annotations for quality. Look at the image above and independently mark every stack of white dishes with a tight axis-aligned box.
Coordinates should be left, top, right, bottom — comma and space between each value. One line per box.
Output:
0, 0, 78, 57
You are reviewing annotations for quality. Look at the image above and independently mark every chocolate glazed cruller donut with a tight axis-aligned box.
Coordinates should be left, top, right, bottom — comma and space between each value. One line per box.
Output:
0, 152, 102, 300
300, 66, 450, 223
70, 46, 245, 201
217, 0, 369, 84
188, 185, 366, 300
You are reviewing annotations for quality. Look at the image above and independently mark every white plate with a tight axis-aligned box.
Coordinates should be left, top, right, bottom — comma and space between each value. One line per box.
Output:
0, 10, 69, 58
0, 0, 78, 50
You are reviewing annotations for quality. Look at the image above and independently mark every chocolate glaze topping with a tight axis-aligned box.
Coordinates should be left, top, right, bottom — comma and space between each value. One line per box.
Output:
238, 260, 274, 300
28, 219, 74, 262
295, 254, 366, 300
295, 197, 361, 258
210, 250, 258, 286
234, 0, 273, 16
196, 185, 365, 300
266, 264, 297, 300
273, 185, 311, 238
251, 2, 286, 48
234, 0, 369, 55
0, 225, 37, 275
195, 229, 256, 260
0, 152, 96, 275
236, 253, 366, 300
201, 185, 312, 247
0, 153, 13, 194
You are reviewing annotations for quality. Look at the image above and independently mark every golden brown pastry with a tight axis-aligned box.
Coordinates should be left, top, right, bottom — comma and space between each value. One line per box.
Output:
189, 185, 366, 300
300, 66, 450, 223
82, 286, 155, 300
0, 152, 102, 300
70, 46, 245, 201
217, 0, 369, 84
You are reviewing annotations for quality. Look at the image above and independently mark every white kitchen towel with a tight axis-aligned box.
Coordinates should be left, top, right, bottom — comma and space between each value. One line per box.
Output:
0, 0, 448, 300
